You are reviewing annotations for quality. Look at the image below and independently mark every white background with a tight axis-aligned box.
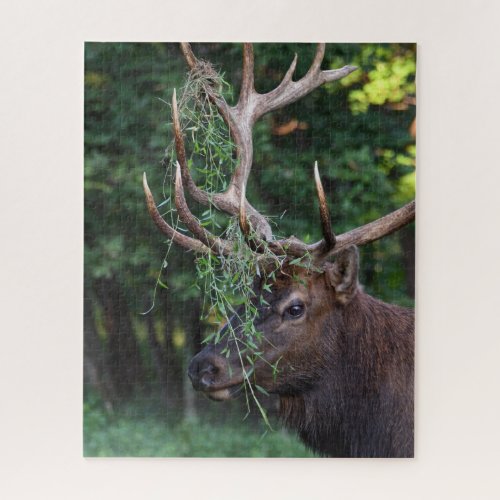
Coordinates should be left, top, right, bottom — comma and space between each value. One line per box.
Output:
1, 0, 499, 498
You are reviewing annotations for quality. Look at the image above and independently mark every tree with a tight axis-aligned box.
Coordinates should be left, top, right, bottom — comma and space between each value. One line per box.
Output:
84, 42, 415, 417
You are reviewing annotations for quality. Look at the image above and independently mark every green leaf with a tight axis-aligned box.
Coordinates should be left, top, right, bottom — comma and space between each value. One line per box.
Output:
255, 385, 270, 396
157, 279, 168, 290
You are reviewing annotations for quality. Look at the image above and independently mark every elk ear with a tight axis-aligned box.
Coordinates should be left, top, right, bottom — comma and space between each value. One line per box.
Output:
324, 245, 359, 304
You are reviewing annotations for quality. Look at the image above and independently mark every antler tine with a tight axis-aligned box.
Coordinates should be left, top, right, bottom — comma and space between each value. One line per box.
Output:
142, 172, 209, 254
277, 53, 298, 89
179, 42, 197, 70
308, 43, 326, 75
325, 201, 416, 258
239, 43, 255, 106
314, 162, 336, 250
258, 162, 336, 258
252, 43, 358, 121
172, 89, 211, 206
173, 162, 233, 255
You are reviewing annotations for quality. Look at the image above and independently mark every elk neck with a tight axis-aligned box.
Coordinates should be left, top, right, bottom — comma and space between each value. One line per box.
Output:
279, 290, 414, 457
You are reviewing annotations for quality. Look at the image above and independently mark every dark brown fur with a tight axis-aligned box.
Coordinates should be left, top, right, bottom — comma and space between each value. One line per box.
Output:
188, 246, 414, 457
279, 292, 414, 457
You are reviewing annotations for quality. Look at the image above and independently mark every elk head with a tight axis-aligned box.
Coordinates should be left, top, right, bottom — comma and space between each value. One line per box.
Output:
187, 245, 368, 401
143, 43, 415, 402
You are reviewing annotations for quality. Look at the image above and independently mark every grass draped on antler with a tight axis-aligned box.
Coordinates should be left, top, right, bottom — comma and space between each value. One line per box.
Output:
159, 65, 293, 426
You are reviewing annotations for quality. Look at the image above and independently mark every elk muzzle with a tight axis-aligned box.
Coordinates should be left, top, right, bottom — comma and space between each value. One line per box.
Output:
188, 346, 243, 401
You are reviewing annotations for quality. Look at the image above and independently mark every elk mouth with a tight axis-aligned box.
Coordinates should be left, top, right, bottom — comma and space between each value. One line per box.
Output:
206, 383, 244, 401
188, 350, 249, 401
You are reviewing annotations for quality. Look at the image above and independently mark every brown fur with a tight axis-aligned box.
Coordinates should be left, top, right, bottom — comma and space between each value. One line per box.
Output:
188, 246, 414, 457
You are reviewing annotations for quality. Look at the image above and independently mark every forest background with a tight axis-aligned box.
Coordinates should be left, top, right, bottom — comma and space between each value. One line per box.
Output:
84, 42, 416, 457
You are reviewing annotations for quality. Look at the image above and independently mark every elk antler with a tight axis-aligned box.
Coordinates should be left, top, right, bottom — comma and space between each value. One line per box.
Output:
144, 43, 415, 260
143, 172, 209, 254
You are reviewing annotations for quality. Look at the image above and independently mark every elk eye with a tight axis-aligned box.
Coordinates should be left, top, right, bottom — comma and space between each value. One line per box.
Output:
286, 303, 304, 319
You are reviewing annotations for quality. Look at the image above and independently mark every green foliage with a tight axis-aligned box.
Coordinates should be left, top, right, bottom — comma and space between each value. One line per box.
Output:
84, 395, 313, 457
345, 45, 416, 114
160, 67, 294, 426
84, 43, 185, 300
84, 42, 416, 455
85, 41, 415, 314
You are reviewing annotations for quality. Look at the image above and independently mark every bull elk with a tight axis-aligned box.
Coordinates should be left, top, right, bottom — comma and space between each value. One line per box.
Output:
143, 43, 415, 458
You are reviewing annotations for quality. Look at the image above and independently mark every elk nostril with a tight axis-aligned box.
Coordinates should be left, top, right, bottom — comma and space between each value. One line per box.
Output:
188, 353, 224, 391
199, 363, 218, 387
205, 363, 219, 376
197, 360, 222, 388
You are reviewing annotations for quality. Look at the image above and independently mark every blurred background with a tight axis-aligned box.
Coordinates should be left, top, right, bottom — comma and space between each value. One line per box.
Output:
84, 42, 416, 457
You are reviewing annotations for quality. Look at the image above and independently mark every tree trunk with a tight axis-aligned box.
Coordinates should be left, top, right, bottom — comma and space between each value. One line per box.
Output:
161, 294, 183, 406
83, 292, 116, 411
94, 277, 143, 400
182, 299, 202, 421
146, 312, 168, 406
